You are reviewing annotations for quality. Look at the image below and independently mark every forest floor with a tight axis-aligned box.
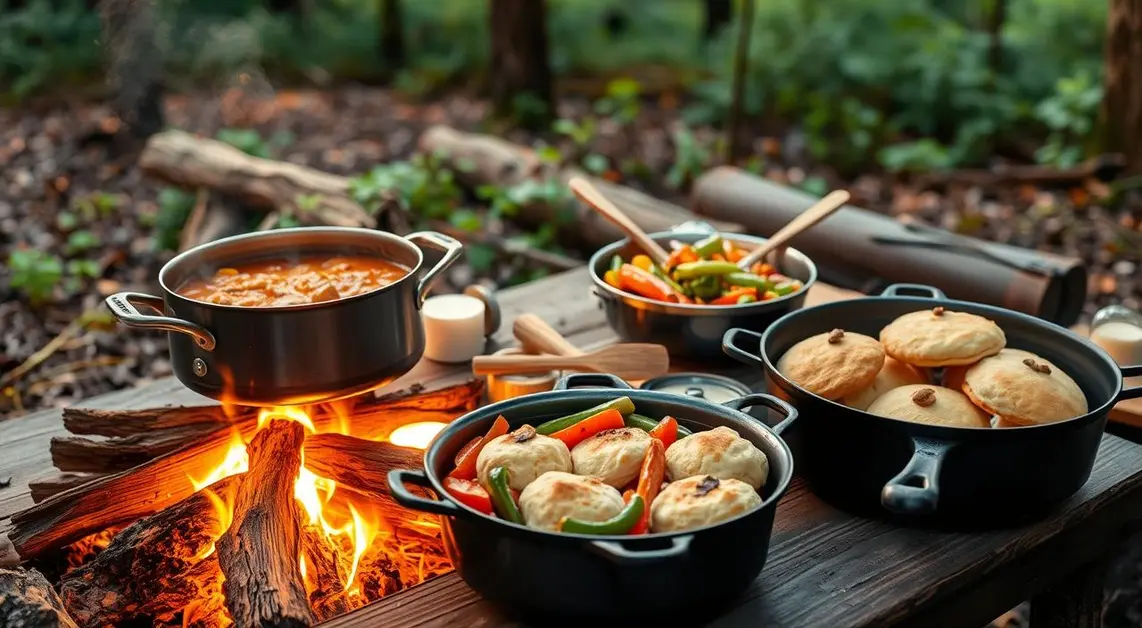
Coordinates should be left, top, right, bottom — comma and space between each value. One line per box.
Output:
3, 84, 1142, 624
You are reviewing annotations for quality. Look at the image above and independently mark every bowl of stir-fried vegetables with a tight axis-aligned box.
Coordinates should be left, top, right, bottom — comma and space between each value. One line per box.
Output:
589, 229, 817, 361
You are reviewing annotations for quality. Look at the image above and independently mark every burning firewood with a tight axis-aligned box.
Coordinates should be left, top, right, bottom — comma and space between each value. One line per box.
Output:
58, 477, 237, 627
217, 420, 316, 628
28, 473, 104, 503
62, 404, 234, 437
51, 422, 223, 473
0, 567, 79, 628
303, 433, 422, 498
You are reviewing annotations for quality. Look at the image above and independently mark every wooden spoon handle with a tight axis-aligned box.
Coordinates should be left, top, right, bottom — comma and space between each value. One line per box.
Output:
737, 189, 851, 270
472, 354, 593, 376
569, 177, 672, 267
513, 314, 584, 356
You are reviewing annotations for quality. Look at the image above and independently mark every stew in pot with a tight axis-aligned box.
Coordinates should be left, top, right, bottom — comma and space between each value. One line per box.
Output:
178, 255, 409, 307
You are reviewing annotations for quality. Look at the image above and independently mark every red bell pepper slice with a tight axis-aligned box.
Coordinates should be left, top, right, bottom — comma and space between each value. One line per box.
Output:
443, 477, 494, 515
648, 416, 679, 449
450, 415, 509, 480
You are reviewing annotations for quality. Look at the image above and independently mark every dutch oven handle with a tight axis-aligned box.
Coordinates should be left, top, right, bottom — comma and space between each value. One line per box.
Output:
722, 328, 765, 366
589, 535, 693, 565
879, 284, 947, 299
406, 231, 463, 307
105, 292, 217, 351
723, 393, 798, 435
880, 437, 954, 515
388, 468, 467, 518
1119, 365, 1142, 401
553, 373, 633, 390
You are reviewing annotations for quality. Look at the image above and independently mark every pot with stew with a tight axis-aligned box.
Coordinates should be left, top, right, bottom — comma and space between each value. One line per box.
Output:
105, 227, 462, 406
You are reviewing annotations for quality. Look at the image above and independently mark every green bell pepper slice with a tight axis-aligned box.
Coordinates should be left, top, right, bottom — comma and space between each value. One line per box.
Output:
672, 260, 741, 280
488, 466, 524, 524
686, 275, 723, 300
535, 397, 637, 435
692, 234, 724, 258
559, 495, 645, 535
624, 413, 692, 438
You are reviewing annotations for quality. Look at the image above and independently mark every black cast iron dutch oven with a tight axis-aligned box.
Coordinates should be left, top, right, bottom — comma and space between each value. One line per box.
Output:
388, 373, 796, 624
105, 227, 462, 406
588, 225, 817, 362
723, 283, 1142, 526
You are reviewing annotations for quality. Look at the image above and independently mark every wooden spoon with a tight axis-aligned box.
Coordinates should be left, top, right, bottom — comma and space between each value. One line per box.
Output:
472, 344, 669, 380
569, 177, 671, 267
513, 314, 584, 357
736, 189, 851, 270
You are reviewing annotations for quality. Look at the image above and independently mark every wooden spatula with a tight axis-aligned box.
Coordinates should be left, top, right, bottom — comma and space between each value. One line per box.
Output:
472, 344, 669, 380
736, 189, 851, 270
569, 177, 672, 267
513, 314, 584, 357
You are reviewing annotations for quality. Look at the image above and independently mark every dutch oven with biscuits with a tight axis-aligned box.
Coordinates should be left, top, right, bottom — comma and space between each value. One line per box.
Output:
723, 284, 1142, 524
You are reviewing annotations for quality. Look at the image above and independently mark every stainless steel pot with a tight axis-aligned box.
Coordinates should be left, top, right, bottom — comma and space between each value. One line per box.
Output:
106, 227, 462, 406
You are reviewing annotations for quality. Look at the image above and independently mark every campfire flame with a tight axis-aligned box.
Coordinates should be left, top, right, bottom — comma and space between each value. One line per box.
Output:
186, 404, 448, 619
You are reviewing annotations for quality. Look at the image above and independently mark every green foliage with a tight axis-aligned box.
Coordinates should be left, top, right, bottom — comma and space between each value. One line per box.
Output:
594, 77, 642, 125
0, 0, 101, 100
1033, 71, 1102, 168
154, 187, 198, 252
878, 139, 953, 174
666, 125, 712, 190
216, 128, 293, 159
7, 249, 63, 304
350, 152, 461, 223
65, 229, 101, 255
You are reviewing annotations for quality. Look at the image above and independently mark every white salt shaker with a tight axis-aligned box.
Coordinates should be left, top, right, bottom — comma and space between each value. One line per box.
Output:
1090, 305, 1142, 388
422, 286, 500, 364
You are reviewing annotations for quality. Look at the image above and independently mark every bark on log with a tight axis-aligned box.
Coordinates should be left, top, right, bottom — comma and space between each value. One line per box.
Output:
303, 433, 421, 498
62, 404, 232, 437
28, 473, 104, 504
51, 422, 224, 473
302, 526, 349, 622
418, 126, 744, 249
58, 477, 237, 628
139, 130, 375, 228
217, 420, 315, 628
1102, 0, 1142, 173
489, 0, 554, 128
0, 568, 78, 628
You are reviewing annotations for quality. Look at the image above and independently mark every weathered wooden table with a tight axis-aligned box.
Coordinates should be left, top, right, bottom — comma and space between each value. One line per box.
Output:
4, 267, 1142, 628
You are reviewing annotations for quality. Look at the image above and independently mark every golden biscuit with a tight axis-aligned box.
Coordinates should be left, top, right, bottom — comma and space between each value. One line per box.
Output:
961, 348, 1087, 427
879, 307, 1005, 367
842, 356, 929, 411
776, 329, 884, 400
866, 384, 991, 428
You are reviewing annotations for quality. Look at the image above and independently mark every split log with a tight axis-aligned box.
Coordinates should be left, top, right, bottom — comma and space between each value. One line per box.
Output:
302, 526, 350, 622
418, 125, 745, 249
217, 420, 315, 628
62, 404, 232, 437
0, 568, 78, 628
58, 477, 237, 627
140, 130, 375, 228
28, 473, 104, 503
51, 422, 224, 473
303, 433, 422, 498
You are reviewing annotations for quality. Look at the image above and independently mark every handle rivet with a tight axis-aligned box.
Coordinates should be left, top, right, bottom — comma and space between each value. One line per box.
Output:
192, 358, 208, 377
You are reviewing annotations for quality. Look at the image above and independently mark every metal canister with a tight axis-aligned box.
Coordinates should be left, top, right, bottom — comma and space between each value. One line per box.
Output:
639, 373, 753, 403
485, 348, 559, 402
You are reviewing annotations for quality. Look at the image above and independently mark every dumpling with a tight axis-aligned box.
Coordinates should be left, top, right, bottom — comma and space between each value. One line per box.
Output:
519, 471, 625, 532
571, 427, 652, 488
651, 475, 761, 533
476, 425, 572, 492
664, 426, 768, 489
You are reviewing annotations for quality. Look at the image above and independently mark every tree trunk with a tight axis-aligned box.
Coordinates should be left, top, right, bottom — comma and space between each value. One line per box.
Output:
986, 0, 1006, 76
100, 0, 164, 139
703, 0, 733, 40
380, 0, 406, 71
1102, 0, 1142, 172
489, 0, 553, 129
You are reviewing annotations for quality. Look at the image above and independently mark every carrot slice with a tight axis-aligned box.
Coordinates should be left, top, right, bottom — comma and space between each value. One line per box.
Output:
648, 416, 680, 449
629, 439, 666, 534
548, 409, 624, 449
450, 415, 509, 480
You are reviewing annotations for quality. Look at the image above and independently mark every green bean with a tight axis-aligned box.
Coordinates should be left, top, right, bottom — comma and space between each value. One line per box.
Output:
737, 294, 757, 304
625, 414, 692, 437
692, 234, 724, 258
686, 275, 723, 300
724, 272, 773, 291
536, 397, 637, 435
773, 280, 803, 296
650, 265, 687, 295
672, 260, 740, 280
609, 254, 623, 273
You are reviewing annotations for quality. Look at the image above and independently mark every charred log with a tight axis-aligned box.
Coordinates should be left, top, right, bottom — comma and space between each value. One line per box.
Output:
0, 568, 78, 628
28, 473, 104, 504
303, 433, 421, 498
217, 420, 315, 628
62, 404, 232, 437
51, 422, 224, 473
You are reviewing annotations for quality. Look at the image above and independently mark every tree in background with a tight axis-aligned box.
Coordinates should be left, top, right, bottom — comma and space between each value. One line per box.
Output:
1102, 0, 1142, 172
380, 0, 406, 71
703, 0, 733, 41
489, 0, 553, 129
100, 0, 164, 140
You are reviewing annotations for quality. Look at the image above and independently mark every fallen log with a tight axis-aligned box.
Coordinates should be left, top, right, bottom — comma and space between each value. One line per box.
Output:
0, 568, 78, 628
58, 477, 236, 628
303, 433, 422, 499
139, 129, 375, 228
217, 420, 315, 628
418, 125, 745, 249
51, 422, 224, 473
915, 154, 1125, 189
28, 473, 104, 504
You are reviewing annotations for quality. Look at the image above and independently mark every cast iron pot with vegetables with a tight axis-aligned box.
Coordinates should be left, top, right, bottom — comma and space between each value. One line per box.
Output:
105, 227, 461, 406
389, 373, 796, 623
589, 227, 817, 362
723, 284, 1142, 525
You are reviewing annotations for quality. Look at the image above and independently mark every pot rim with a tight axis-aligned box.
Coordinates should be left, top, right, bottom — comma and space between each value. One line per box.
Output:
588, 230, 818, 316
158, 227, 425, 312
755, 294, 1125, 433
420, 387, 794, 541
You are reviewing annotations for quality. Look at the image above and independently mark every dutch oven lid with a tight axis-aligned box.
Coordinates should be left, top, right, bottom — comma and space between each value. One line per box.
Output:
640, 373, 752, 404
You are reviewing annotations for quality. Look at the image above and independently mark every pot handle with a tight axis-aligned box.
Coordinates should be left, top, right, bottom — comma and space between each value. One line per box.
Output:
723, 393, 799, 435
553, 373, 633, 390
722, 328, 765, 366
879, 284, 947, 299
1119, 365, 1142, 401
880, 437, 953, 515
387, 468, 465, 518
105, 292, 217, 351
589, 535, 693, 565
406, 231, 463, 307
